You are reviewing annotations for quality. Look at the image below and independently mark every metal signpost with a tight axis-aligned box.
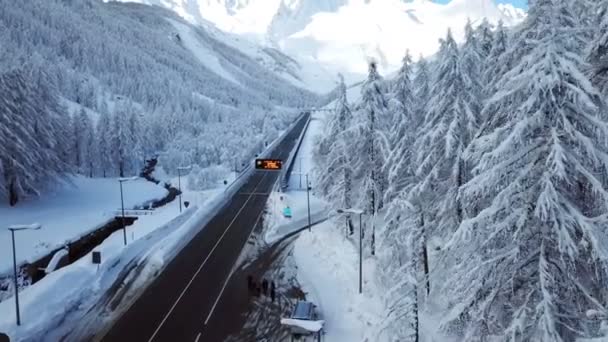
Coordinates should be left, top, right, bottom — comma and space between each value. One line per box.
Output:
92, 251, 101, 272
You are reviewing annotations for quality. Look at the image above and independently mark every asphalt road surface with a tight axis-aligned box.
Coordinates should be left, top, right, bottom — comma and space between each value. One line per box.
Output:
99, 114, 309, 342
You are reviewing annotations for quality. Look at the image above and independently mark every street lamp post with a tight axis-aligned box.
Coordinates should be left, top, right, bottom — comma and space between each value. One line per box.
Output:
177, 166, 192, 213
299, 158, 303, 189
8, 223, 42, 326
337, 209, 364, 294
306, 174, 311, 232
119, 177, 138, 246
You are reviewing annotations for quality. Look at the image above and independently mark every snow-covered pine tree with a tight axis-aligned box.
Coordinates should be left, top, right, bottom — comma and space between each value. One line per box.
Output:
441, 1, 608, 340
358, 61, 390, 254
377, 191, 421, 342
483, 20, 509, 98
0, 69, 68, 205
385, 52, 416, 204
461, 20, 483, 127
475, 18, 495, 59
110, 104, 135, 177
413, 56, 431, 129
587, 0, 608, 93
570, 0, 597, 41
70, 111, 83, 172
78, 109, 95, 177
127, 107, 143, 173
96, 106, 112, 177
410, 29, 479, 249
139, 118, 157, 164
388, 52, 415, 149
25, 61, 72, 172
316, 75, 355, 235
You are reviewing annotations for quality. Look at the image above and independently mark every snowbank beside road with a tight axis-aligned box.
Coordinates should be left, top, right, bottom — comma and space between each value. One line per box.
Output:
0, 176, 168, 274
293, 225, 385, 341
261, 110, 387, 341
0, 184, 224, 342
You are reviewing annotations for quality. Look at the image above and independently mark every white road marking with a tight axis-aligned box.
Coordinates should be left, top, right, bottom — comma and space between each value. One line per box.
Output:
147, 173, 268, 342
202, 194, 268, 327
194, 332, 202, 342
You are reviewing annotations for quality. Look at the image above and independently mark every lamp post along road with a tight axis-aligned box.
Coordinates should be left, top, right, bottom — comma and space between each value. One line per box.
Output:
119, 177, 138, 246
306, 174, 311, 232
8, 223, 42, 326
337, 209, 364, 294
299, 158, 303, 189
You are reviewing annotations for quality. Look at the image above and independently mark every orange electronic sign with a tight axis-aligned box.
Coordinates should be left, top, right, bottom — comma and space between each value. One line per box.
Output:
256, 159, 283, 170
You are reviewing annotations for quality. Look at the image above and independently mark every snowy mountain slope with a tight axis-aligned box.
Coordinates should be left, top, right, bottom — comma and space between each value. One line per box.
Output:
0, 0, 320, 206
116, 0, 525, 78
176, 13, 337, 91
169, 19, 242, 85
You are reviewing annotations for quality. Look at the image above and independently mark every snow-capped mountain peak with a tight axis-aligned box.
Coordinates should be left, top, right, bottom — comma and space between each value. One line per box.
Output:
117, 0, 526, 81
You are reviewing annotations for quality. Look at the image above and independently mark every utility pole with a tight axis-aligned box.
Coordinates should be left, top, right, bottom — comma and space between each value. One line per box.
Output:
306, 173, 311, 232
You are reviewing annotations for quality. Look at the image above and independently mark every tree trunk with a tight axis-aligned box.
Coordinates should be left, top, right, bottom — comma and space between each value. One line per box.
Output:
9, 180, 18, 206
421, 212, 430, 296
456, 156, 464, 224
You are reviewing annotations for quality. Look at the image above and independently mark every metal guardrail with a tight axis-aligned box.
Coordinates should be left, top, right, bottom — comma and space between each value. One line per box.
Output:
281, 113, 312, 190
113, 209, 156, 217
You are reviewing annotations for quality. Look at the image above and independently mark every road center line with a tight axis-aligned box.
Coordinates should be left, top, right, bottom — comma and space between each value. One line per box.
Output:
147, 172, 268, 342
201, 188, 270, 328
194, 332, 201, 342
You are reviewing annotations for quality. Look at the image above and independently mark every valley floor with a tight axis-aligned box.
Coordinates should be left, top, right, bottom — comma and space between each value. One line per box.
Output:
0, 176, 168, 275
0, 174, 231, 341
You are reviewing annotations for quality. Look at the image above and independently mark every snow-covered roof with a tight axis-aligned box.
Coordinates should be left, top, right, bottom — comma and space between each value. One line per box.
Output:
280, 318, 325, 333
